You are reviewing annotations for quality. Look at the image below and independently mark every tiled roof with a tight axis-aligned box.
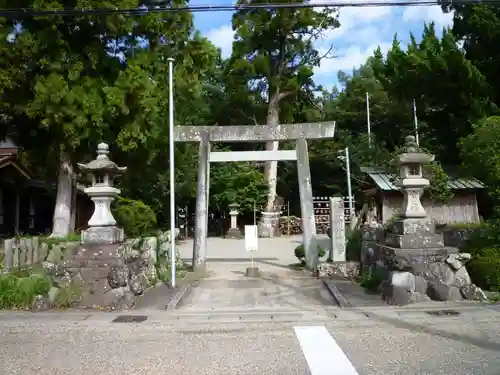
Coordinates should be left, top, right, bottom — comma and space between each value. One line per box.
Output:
360, 166, 485, 191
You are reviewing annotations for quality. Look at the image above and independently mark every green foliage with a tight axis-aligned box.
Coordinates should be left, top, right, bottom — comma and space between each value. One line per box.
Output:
457, 221, 500, 291
373, 25, 488, 165
0, 273, 51, 309
359, 268, 383, 294
460, 222, 499, 256
461, 116, 500, 211
467, 253, 500, 292
155, 255, 186, 283
229, 0, 339, 125
210, 161, 268, 213
425, 161, 454, 203
294, 244, 326, 264
1, 0, 497, 231
53, 281, 83, 308
41, 233, 81, 249
112, 196, 157, 237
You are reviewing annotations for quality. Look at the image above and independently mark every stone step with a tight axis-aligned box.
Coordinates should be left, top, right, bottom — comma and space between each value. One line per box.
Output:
169, 309, 335, 323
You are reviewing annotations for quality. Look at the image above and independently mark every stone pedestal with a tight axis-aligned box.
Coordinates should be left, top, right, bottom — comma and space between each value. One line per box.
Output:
226, 228, 243, 239
258, 211, 281, 238
245, 266, 259, 277
73, 142, 139, 310
384, 219, 444, 249
81, 226, 124, 245
372, 136, 486, 305
225, 203, 243, 239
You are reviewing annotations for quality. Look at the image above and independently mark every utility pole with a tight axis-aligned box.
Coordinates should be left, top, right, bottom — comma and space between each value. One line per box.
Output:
366, 92, 371, 148
345, 147, 354, 224
413, 98, 419, 146
168, 57, 176, 288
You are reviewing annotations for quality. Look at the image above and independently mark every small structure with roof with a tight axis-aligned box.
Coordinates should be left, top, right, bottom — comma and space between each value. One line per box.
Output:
360, 165, 485, 225
78, 142, 127, 244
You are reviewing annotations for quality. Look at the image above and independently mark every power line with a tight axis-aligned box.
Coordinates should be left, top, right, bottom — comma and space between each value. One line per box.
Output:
0, 0, 498, 18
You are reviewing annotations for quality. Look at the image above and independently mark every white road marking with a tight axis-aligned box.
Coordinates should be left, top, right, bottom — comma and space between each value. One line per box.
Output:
294, 325, 359, 375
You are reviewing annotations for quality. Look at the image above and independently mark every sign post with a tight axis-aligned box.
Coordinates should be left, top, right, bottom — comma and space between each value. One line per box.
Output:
244, 225, 259, 277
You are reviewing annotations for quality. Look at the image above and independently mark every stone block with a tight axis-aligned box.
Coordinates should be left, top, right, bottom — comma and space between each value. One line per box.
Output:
81, 226, 124, 245
427, 282, 463, 301
318, 261, 360, 280
390, 219, 436, 235
382, 284, 414, 306
384, 232, 444, 249
258, 211, 281, 238
453, 267, 472, 287
460, 284, 488, 301
361, 225, 381, 241
390, 271, 416, 292
445, 253, 471, 271
414, 275, 428, 294
377, 245, 457, 265
225, 228, 243, 239
428, 262, 456, 285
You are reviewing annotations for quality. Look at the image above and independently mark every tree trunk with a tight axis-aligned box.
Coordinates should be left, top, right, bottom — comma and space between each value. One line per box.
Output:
51, 152, 73, 238
264, 97, 280, 212
69, 177, 77, 233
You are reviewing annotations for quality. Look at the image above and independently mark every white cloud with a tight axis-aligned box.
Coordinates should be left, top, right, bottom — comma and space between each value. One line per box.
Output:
321, 6, 392, 41
315, 42, 392, 75
205, 24, 234, 58
402, 5, 454, 27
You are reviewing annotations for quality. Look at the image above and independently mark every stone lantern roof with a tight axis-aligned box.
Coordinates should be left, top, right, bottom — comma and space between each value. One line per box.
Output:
77, 142, 127, 174
395, 135, 435, 165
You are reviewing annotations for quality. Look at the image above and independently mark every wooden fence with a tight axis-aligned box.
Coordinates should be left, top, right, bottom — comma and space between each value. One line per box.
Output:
1, 237, 47, 273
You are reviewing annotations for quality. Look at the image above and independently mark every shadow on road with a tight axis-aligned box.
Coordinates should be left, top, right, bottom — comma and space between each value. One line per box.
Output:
364, 310, 500, 352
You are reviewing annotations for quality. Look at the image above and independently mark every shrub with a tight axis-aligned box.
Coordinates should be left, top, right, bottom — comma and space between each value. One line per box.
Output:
0, 273, 51, 309
466, 251, 500, 292
359, 268, 383, 293
346, 228, 362, 261
112, 196, 157, 237
294, 244, 326, 265
460, 222, 500, 256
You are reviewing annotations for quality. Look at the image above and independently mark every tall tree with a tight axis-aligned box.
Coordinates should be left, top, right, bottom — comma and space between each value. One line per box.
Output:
229, 0, 339, 213
441, 2, 500, 107
0, 0, 193, 236
373, 25, 489, 165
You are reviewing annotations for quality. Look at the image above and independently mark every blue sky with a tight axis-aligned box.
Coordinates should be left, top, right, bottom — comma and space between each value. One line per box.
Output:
192, 1, 454, 90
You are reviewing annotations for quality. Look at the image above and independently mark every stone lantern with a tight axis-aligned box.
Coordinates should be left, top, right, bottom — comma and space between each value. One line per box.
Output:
226, 202, 243, 239
395, 135, 434, 218
383, 135, 443, 250
78, 142, 127, 244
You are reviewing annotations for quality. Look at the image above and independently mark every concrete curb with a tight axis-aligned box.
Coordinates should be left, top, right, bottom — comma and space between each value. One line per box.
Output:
321, 279, 352, 308
165, 284, 192, 310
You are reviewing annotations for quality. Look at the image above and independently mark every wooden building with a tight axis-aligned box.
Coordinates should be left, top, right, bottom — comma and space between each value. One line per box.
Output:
360, 166, 485, 225
0, 138, 93, 238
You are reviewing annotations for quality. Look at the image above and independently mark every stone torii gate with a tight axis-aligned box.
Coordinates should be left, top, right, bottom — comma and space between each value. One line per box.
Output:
174, 122, 336, 272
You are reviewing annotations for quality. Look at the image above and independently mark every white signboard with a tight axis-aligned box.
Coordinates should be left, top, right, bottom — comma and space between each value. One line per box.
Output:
244, 225, 259, 252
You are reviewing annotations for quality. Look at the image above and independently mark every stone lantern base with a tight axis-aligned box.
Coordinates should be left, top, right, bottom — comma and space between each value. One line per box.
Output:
81, 226, 124, 245
225, 227, 243, 239
258, 211, 281, 238
383, 218, 444, 249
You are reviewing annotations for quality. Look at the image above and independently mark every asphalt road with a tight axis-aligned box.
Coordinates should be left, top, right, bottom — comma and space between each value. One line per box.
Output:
1, 305, 500, 375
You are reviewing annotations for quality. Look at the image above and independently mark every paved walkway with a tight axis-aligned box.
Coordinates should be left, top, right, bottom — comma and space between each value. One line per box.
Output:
176, 236, 337, 312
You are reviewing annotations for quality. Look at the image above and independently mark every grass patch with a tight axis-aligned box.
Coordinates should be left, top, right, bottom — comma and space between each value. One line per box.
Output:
40, 233, 80, 249
0, 272, 51, 309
